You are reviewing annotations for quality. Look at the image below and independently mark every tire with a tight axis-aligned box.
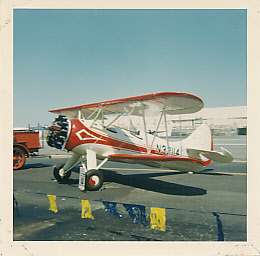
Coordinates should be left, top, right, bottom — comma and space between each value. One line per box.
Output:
13, 147, 26, 170
53, 164, 72, 183
85, 169, 104, 191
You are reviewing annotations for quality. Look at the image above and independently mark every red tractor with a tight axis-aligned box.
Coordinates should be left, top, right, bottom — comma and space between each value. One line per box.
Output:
13, 129, 41, 170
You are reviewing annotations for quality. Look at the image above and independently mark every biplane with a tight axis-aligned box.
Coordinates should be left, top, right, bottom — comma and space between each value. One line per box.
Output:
47, 92, 233, 191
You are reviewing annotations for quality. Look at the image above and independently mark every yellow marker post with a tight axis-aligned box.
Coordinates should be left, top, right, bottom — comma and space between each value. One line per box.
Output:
47, 195, 58, 213
81, 199, 94, 219
150, 207, 166, 231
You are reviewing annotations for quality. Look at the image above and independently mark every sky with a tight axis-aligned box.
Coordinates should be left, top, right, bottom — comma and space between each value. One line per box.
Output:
14, 9, 247, 127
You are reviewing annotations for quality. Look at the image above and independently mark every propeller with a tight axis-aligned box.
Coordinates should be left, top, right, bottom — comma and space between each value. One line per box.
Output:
47, 115, 69, 150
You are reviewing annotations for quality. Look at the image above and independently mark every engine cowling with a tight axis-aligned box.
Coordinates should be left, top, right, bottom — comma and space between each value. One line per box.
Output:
47, 115, 70, 150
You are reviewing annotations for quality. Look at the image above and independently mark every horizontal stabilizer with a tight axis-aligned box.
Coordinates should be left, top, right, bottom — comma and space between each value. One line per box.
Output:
187, 147, 233, 163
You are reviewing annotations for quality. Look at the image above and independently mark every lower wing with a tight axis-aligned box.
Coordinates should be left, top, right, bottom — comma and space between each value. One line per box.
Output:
107, 153, 211, 166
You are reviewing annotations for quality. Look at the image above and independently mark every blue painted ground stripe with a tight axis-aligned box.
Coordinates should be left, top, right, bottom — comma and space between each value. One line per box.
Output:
213, 212, 224, 241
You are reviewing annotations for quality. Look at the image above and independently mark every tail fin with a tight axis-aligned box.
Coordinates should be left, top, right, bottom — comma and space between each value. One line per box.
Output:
182, 123, 212, 151
182, 124, 233, 163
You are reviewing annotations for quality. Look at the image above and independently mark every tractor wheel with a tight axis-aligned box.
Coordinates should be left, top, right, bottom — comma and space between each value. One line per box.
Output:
53, 164, 72, 183
85, 169, 104, 191
13, 147, 26, 170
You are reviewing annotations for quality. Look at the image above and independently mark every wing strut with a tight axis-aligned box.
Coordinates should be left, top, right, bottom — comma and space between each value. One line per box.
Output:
149, 111, 164, 152
90, 109, 102, 127
105, 112, 124, 128
78, 110, 81, 119
142, 109, 149, 153
163, 110, 169, 150
101, 108, 104, 127
87, 108, 99, 120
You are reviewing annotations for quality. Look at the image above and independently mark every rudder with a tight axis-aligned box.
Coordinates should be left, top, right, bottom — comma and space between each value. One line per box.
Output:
182, 124, 212, 151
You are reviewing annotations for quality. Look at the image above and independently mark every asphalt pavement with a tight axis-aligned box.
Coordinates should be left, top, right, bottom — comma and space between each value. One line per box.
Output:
13, 135, 247, 241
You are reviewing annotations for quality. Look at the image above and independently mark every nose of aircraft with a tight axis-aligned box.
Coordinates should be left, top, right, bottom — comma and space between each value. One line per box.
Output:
47, 115, 70, 149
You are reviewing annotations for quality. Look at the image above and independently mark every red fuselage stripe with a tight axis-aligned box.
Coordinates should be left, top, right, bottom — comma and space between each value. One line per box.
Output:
109, 154, 212, 166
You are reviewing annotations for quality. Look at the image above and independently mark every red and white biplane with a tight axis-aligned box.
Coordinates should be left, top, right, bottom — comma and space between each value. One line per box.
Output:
47, 92, 233, 191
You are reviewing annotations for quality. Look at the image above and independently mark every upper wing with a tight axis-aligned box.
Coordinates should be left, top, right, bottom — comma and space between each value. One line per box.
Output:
49, 92, 203, 118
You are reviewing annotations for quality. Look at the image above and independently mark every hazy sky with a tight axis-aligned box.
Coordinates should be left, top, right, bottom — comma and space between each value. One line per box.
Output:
14, 9, 246, 127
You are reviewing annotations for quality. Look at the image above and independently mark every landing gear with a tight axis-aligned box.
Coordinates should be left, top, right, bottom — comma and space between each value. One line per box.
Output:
55, 167, 104, 190
53, 164, 72, 183
79, 150, 107, 191
53, 152, 80, 183
52, 150, 107, 191
85, 169, 104, 191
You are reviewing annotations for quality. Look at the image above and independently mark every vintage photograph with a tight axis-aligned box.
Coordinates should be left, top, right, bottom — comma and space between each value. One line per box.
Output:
13, 9, 246, 241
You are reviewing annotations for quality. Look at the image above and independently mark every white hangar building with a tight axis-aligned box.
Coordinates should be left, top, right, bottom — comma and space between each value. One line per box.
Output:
170, 106, 247, 135
116, 106, 247, 136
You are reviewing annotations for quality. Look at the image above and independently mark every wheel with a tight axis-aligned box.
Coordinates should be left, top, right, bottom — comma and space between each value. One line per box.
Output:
85, 169, 104, 191
53, 164, 72, 183
13, 147, 26, 170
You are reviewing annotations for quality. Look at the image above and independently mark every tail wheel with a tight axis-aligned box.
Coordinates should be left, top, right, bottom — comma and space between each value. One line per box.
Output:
53, 164, 72, 183
85, 169, 104, 191
13, 147, 26, 170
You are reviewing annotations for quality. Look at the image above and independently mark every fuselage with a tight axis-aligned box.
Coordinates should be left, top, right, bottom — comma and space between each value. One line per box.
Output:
67, 119, 183, 155
49, 118, 211, 171
47, 116, 212, 171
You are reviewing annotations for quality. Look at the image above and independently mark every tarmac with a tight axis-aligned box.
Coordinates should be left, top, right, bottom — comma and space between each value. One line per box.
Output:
13, 135, 247, 241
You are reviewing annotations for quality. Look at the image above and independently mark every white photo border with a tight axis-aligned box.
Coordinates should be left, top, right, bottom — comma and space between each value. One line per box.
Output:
1, 0, 259, 255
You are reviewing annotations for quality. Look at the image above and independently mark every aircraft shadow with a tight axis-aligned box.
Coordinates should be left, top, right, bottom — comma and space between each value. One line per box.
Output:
197, 169, 233, 176
59, 178, 79, 185
21, 163, 53, 170
197, 172, 233, 176
101, 169, 207, 196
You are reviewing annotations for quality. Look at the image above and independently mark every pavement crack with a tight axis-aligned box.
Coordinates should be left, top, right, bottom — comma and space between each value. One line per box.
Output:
130, 234, 162, 241
108, 230, 123, 236
14, 220, 56, 240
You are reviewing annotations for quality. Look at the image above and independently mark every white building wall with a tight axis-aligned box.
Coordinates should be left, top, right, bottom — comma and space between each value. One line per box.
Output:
114, 106, 247, 136
172, 106, 247, 128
